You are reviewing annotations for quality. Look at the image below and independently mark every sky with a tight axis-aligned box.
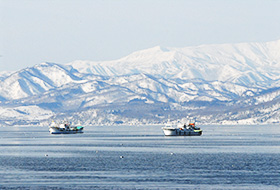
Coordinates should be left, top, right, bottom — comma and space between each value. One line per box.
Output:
1, 0, 280, 71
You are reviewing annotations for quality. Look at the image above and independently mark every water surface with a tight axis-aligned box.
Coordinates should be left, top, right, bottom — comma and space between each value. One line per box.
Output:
0, 125, 279, 189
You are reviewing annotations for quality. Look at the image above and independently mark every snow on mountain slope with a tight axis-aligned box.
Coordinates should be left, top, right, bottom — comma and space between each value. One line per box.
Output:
12, 73, 262, 113
0, 71, 13, 80
67, 40, 280, 85
0, 62, 85, 100
235, 86, 280, 106
0, 105, 53, 125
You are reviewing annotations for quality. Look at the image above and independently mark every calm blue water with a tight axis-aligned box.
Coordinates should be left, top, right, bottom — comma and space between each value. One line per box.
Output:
0, 125, 279, 190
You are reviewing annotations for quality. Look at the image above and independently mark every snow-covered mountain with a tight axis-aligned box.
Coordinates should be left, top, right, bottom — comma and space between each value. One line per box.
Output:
67, 39, 280, 86
0, 40, 280, 126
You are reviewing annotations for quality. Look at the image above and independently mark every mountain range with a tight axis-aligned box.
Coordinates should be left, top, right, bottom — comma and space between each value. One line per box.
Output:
0, 40, 280, 126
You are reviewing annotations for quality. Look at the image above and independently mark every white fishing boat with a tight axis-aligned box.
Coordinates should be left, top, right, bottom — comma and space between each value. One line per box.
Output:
49, 121, 84, 134
162, 121, 202, 136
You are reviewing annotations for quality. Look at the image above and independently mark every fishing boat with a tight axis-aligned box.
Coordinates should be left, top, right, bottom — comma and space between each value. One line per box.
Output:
49, 121, 84, 134
162, 122, 202, 136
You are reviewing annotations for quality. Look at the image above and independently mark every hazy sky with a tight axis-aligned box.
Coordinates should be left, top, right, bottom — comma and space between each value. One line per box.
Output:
1, 0, 280, 71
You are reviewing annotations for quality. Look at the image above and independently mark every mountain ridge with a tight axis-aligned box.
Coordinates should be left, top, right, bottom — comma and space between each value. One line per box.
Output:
66, 39, 280, 85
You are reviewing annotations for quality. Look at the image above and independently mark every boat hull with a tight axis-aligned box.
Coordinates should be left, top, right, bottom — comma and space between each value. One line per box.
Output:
49, 127, 83, 134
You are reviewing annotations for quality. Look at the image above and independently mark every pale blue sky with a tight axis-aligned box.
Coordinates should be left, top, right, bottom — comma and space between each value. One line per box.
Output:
1, 0, 280, 71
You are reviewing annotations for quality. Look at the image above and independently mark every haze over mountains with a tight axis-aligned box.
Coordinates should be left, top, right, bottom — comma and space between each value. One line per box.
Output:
0, 40, 280, 126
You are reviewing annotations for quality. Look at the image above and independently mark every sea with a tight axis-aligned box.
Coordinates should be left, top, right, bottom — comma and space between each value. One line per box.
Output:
0, 124, 279, 190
